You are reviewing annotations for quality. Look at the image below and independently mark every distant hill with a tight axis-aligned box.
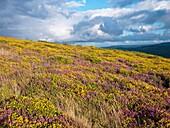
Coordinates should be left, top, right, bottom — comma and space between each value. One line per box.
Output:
0, 36, 170, 128
104, 42, 170, 58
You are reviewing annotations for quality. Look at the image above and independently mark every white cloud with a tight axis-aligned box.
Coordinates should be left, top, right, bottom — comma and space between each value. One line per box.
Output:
131, 14, 146, 20
65, 1, 85, 8
91, 24, 108, 36
85, 8, 134, 19
140, 25, 152, 31
135, 0, 170, 11
82, 0, 87, 4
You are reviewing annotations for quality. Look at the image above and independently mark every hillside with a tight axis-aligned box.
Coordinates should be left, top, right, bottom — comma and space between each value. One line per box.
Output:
131, 42, 170, 58
104, 42, 170, 58
0, 36, 170, 128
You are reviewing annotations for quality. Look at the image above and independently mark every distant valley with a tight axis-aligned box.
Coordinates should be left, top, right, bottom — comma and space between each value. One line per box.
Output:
103, 42, 170, 58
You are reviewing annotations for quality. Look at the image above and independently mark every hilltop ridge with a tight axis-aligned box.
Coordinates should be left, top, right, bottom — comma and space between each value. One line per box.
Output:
0, 36, 170, 127
104, 42, 170, 58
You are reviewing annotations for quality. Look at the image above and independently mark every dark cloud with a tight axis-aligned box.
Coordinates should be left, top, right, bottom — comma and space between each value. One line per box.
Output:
141, 10, 166, 24
72, 16, 124, 38
121, 9, 170, 32
120, 31, 170, 41
129, 27, 146, 33
162, 30, 170, 38
99, 18, 123, 36
108, 0, 169, 8
108, 0, 145, 7
121, 33, 161, 41
123, 10, 167, 25
0, 0, 7, 11
71, 20, 95, 35
161, 12, 170, 28
0, 0, 66, 19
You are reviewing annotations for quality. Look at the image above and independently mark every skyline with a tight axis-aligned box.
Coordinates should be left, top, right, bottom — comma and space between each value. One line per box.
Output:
0, 0, 170, 47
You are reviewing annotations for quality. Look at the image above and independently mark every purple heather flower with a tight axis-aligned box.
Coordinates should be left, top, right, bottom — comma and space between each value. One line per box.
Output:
48, 118, 53, 123
39, 117, 45, 123
0, 116, 3, 121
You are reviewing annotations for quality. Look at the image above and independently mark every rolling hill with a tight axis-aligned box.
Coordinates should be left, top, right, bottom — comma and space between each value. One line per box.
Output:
104, 42, 170, 58
0, 36, 170, 128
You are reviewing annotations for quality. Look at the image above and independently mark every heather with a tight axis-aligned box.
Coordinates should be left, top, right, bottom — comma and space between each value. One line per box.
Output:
0, 36, 170, 128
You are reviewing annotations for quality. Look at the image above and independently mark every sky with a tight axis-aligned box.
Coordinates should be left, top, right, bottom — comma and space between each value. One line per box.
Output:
0, 0, 170, 47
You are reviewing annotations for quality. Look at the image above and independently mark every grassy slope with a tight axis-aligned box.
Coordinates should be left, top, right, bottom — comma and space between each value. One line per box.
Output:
0, 36, 170, 128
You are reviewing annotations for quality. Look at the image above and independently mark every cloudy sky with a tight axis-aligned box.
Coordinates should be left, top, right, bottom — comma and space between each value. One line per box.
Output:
0, 0, 170, 46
